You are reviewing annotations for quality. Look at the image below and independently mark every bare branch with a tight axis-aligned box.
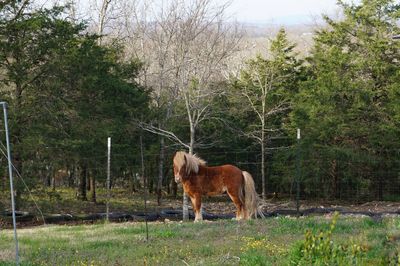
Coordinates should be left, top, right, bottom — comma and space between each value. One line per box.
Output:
138, 121, 189, 150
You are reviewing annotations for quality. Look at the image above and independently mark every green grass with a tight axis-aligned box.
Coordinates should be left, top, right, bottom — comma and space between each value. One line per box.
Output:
1, 216, 399, 265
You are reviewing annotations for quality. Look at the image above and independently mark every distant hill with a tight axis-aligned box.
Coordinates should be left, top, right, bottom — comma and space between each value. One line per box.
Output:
225, 22, 322, 77
239, 22, 322, 57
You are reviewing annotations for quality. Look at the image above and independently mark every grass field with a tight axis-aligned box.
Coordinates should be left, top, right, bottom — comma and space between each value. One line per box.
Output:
1, 215, 399, 265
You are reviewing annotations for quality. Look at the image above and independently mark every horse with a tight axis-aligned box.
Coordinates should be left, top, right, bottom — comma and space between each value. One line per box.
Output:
173, 151, 263, 222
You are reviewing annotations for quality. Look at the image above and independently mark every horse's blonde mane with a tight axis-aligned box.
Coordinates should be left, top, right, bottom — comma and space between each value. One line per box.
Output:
173, 151, 206, 174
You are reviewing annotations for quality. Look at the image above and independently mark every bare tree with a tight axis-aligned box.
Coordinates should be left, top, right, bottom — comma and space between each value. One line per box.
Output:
125, 0, 241, 218
231, 29, 299, 200
65, 0, 242, 216
126, 0, 184, 206
60, 0, 130, 42
237, 62, 289, 200
97, 0, 111, 42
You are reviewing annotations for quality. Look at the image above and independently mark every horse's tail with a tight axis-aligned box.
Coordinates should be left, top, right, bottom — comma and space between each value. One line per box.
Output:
242, 171, 264, 219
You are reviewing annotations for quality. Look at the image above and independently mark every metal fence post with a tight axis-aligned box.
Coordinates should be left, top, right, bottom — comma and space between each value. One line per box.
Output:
1, 102, 19, 265
140, 135, 149, 241
296, 128, 301, 217
106, 137, 111, 222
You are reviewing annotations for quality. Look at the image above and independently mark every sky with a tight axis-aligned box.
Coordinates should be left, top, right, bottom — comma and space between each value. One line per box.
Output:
37, 0, 361, 26
226, 0, 359, 25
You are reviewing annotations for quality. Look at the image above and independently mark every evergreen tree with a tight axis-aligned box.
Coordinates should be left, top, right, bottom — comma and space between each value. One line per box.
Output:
291, 0, 400, 200
0, 1, 149, 202
0, 1, 86, 204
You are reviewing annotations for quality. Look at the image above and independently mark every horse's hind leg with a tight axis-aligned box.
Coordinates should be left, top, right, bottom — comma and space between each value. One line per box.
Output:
190, 194, 203, 222
227, 191, 244, 220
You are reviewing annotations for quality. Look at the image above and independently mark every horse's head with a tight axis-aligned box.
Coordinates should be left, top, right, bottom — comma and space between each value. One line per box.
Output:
173, 151, 186, 183
173, 151, 206, 183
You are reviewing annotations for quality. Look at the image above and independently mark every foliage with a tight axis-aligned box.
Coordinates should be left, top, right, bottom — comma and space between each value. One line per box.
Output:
0, 1, 149, 202
1, 0, 400, 204
290, 212, 368, 265
286, 0, 400, 200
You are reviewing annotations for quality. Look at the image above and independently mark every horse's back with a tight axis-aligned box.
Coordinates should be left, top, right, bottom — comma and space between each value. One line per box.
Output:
204, 164, 244, 186
218, 165, 244, 195
194, 164, 241, 196
221, 164, 243, 175
206, 164, 242, 177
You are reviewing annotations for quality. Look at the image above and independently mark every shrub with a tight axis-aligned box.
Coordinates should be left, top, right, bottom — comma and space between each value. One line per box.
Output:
290, 212, 367, 265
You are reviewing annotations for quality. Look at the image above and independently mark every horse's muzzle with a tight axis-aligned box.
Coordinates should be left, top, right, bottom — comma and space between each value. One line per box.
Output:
174, 175, 181, 183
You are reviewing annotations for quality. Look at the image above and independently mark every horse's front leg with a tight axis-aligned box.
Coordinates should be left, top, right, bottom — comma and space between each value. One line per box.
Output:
190, 194, 203, 222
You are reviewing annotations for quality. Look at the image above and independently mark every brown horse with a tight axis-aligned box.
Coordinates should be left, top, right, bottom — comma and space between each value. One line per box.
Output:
173, 151, 263, 222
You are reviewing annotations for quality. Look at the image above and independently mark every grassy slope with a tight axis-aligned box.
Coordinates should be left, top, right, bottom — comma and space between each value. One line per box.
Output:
1, 216, 399, 265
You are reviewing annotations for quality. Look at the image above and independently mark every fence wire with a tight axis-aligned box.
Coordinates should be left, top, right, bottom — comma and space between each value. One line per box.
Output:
1, 147, 399, 219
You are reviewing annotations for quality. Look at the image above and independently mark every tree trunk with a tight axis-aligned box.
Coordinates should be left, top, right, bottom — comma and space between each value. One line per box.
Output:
148, 176, 153, 193
129, 168, 136, 193
171, 178, 177, 198
78, 164, 87, 201
189, 126, 195, 155
68, 165, 75, 188
45, 165, 52, 187
261, 121, 266, 200
90, 173, 96, 203
51, 172, 56, 191
87, 171, 91, 191
183, 126, 195, 221
157, 136, 165, 206
13, 81, 23, 209
164, 165, 170, 193
97, 0, 111, 45
38, 167, 44, 187
2, 166, 6, 190
330, 160, 338, 199
377, 162, 384, 201
51, 166, 57, 191
378, 176, 383, 201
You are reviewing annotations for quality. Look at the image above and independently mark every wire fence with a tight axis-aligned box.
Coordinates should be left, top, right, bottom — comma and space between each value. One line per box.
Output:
2, 148, 400, 197
1, 144, 400, 221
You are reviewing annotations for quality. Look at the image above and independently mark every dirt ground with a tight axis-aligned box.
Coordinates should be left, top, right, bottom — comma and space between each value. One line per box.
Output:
200, 198, 400, 214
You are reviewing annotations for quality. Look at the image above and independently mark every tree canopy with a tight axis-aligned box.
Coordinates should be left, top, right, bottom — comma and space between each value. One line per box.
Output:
0, 0, 399, 204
